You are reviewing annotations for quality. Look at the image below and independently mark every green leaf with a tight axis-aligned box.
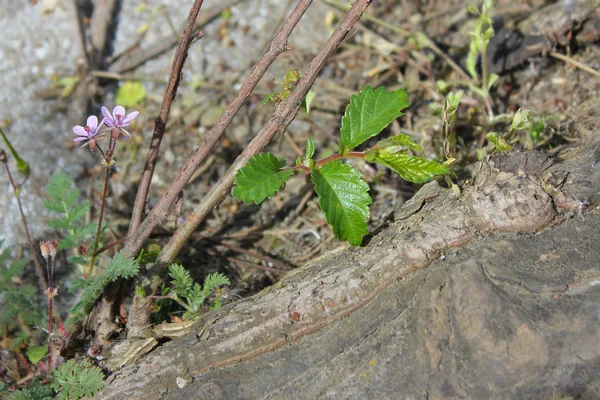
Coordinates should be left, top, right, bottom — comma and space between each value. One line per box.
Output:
203, 272, 230, 294
311, 161, 371, 246
27, 345, 47, 364
371, 152, 449, 183
67, 251, 139, 326
467, 5, 479, 14
304, 90, 316, 113
305, 137, 315, 161
233, 153, 294, 204
168, 263, 194, 298
510, 108, 531, 132
115, 81, 146, 108
52, 359, 104, 400
486, 132, 511, 151
45, 172, 72, 201
340, 86, 410, 151
487, 73, 499, 90
368, 134, 422, 158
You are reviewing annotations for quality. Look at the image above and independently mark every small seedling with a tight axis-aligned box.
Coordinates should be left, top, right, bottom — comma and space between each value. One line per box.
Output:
234, 85, 449, 246
486, 108, 531, 152
166, 264, 231, 320
466, 0, 498, 100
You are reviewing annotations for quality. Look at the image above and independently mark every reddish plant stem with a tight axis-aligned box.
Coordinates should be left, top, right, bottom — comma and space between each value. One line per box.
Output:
87, 133, 117, 278
122, 0, 315, 260
2, 163, 47, 291
156, 0, 373, 267
128, 0, 206, 237
295, 151, 366, 172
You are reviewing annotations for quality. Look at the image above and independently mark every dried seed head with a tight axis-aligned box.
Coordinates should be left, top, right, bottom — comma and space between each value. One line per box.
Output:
40, 241, 50, 261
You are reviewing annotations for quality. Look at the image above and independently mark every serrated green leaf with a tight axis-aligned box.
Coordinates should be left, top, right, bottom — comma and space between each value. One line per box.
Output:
311, 161, 371, 246
233, 153, 293, 204
373, 152, 449, 183
115, 81, 146, 108
340, 86, 410, 151
27, 345, 47, 364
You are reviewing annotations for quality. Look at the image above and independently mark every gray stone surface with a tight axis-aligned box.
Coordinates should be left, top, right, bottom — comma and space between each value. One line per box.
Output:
0, 0, 331, 249
0, 0, 93, 248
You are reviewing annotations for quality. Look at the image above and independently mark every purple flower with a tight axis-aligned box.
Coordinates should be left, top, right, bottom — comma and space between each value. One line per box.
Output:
72, 115, 99, 145
101, 105, 138, 137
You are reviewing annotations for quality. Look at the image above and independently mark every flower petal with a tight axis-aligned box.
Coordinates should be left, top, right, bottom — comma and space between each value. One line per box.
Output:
121, 111, 139, 124
86, 115, 99, 130
73, 126, 88, 136
112, 105, 126, 119
101, 106, 112, 121
73, 137, 88, 142
102, 117, 114, 127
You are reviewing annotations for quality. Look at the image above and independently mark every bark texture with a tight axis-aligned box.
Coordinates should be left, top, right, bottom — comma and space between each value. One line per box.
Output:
98, 119, 600, 399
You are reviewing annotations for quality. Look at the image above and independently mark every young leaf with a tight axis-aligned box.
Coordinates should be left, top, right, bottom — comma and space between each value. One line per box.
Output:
27, 345, 47, 364
486, 132, 511, 151
340, 86, 410, 151
305, 137, 315, 161
371, 152, 449, 183
369, 134, 423, 155
168, 263, 194, 298
233, 153, 293, 204
311, 161, 371, 246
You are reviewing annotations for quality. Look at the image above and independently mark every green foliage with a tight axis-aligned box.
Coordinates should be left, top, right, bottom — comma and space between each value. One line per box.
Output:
486, 132, 511, 151
0, 240, 45, 347
340, 86, 410, 151
5, 379, 54, 400
167, 264, 230, 319
233, 85, 447, 246
263, 69, 315, 113
311, 162, 371, 246
67, 251, 139, 326
526, 114, 553, 147
232, 153, 293, 204
369, 152, 449, 184
115, 81, 147, 108
44, 172, 97, 252
51, 359, 104, 400
466, 0, 497, 99
26, 345, 48, 364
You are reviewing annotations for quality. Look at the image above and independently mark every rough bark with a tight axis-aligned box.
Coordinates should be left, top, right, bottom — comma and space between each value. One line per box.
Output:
97, 111, 600, 399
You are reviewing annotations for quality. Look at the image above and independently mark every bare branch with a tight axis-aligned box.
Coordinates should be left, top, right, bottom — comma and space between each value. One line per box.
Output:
155, 0, 373, 266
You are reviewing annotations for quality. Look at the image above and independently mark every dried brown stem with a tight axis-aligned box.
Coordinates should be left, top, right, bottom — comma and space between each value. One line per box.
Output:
156, 0, 373, 266
128, 0, 206, 236
123, 0, 315, 260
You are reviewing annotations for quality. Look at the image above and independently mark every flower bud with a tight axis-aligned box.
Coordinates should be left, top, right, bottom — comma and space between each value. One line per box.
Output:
40, 241, 50, 261
0, 148, 7, 163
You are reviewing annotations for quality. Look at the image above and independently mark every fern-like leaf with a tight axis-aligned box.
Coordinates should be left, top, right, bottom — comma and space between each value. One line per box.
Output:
51, 359, 104, 400
168, 263, 194, 298
311, 161, 371, 246
67, 251, 139, 326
